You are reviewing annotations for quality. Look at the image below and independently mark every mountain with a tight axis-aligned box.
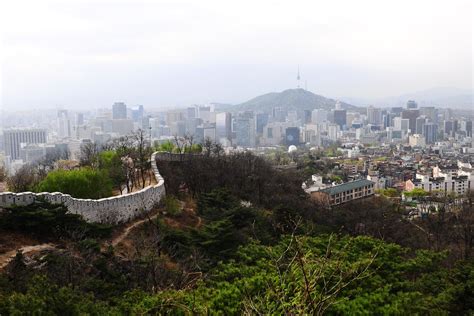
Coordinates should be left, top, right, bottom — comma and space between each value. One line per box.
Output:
229, 88, 356, 113
340, 87, 473, 109
381, 87, 473, 109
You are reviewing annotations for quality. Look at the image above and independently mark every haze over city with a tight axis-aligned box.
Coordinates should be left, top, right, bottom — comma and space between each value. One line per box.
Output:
1, 0, 472, 110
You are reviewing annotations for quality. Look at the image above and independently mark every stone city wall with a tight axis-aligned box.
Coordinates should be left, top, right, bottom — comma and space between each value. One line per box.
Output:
0, 152, 166, 224
153, 152, 200, 162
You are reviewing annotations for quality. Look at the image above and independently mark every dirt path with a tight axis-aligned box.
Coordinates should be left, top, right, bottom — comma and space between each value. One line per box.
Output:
0, 243, 56, 270
0, 211, 163, 269
110, 213, 161, 247
109, 201, 201, 248
0, 201, 201, 269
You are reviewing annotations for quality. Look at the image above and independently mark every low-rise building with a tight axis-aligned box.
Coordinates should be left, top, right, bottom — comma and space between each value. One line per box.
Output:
405, 165, 474, 195
367, 170, 386, 190
303, 175, 330, 194
311, 179, 375, 207
409, 134, 426, 147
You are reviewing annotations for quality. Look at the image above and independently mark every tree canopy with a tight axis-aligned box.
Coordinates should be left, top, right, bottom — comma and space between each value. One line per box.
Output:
1, 151, 473, 315
36, 167, 112, 199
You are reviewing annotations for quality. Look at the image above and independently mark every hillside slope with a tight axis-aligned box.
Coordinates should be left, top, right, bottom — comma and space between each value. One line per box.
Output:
230, 88, 355, 112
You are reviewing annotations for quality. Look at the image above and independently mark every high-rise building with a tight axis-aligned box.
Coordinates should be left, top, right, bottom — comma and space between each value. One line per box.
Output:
187, 106, 197, 120
391, 107, 404, 115
444, 120, 454, 136
166, 110, 185, 126
345, 112, 358, 127
327, 123, 340, 141
185, 118, 200, 137
453, 120, 459, 135
406, 100, 418, 109
443, 119, 460, 137
465, 120, 472, 137
311, 109, 328, 124
57, 110, 71, 138
441, 108, 453, 121
285, 127, 300, 146
286, 111, 298, 123
332, 109, 346, 129
197, 106, 212, 122
112, 119, 134, 136
4, 129, 47, 160
112, 102, 127, 119
386, 127, 394, 142
141, 115, 151, 130
415, 116, 427, 135
256, 113, 269, 134
401, 109, 420, 133
75, 113, 84, 126
216, 112, 232, 143
420, 107, 438, 124
261, 121, 294, 146
272, 107, 286, 122
233, 112, 256, 147
203, 126, 216, 142
131, 105, 144, 122
303, 110, 312, 124
367, 106, 382, 125
393, 117, 410, 132
170, 121, 187, 137
19, 144, 48, 164
423, 122, 438, 144
301, 124, 321, 146
383, 113, 392, 128
351, 120, 363, 129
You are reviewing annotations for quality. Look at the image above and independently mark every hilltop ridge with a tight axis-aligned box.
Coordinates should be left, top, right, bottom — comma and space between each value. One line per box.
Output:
226, 88, 356, 113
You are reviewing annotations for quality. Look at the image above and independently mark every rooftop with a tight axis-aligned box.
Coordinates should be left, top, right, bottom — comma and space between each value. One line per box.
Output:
319, 179, 374, 195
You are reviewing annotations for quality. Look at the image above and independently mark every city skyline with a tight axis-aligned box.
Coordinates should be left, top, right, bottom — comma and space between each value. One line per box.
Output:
0, 86, 472, 113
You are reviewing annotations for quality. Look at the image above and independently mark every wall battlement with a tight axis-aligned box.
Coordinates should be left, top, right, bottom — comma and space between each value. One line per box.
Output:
153, 152, 201, 162
0, 152, 166, 224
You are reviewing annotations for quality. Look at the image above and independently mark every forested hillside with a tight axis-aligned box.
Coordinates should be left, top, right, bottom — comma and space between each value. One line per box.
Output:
0, 151, 473, 314
229, 88, 355, 113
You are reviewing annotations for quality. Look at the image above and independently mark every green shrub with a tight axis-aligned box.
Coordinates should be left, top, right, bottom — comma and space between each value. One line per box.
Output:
380, 188, 399, 197
77, 238, 101, 253
164, 196, 181, 215
0, 201, 112, 240
36, 167, 113, 199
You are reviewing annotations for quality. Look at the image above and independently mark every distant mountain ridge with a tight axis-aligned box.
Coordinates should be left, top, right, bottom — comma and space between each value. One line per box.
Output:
340, 87, 473, 109
226, 88, 356, 113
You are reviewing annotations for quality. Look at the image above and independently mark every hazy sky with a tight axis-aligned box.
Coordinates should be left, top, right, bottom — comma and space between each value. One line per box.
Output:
1, 0, 472, 110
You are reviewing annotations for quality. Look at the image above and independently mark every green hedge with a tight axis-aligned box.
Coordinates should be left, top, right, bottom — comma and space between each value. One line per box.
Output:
36, 167, 113, 199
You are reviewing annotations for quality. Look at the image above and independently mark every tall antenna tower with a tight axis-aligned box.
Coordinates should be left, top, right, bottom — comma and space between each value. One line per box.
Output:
297, 65, 301, 88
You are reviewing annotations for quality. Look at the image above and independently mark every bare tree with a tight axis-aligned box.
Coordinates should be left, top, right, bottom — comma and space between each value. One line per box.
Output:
121, 156, 135, 193
79, 142, 101, 168
0, 166, 6, 182
173, 135, 186, 154
112, 135, 135, 157
203, 137, 213, 157
449, 203, 474, 260
183, 133, 195, 153
6, 164, 40, 192
212, 142, 224, 157
18, 147, 70, 181
134, 129, 153, 188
